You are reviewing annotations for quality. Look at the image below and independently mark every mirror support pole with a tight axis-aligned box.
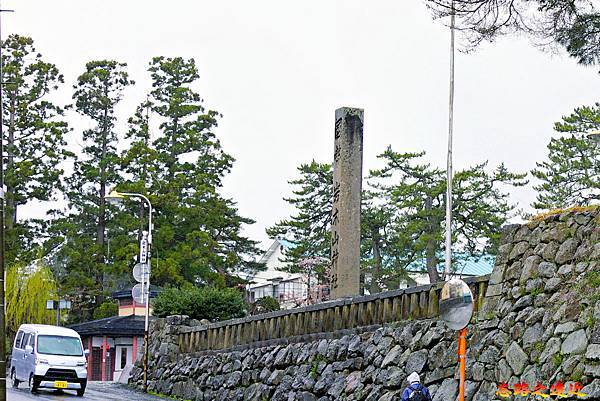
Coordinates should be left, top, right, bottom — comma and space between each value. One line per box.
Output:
458, 327, 467, 401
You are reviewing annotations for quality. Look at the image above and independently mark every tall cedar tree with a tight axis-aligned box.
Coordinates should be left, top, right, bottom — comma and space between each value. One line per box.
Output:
116, 57, 261, 287
532, 103, 600, 210
51, 61, 133, 321
425, 0, 600, 66
110, 100, 157, 284
266, 161, 333, 270
1, 35, 70, 263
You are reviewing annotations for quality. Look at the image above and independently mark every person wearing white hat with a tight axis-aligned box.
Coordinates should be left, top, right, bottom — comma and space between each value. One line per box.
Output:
401, 372, 432, 401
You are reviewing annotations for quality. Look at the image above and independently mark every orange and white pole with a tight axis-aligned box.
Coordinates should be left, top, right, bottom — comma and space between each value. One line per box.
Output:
458, 327, 467, 401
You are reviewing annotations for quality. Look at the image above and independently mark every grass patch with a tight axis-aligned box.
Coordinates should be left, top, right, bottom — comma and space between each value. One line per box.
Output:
530, 287, 542, 298
571, 368, 584, 383
577, 270, 600, 303
586, 271, 600, 288
310, 354, 327, 378
586, 315, 595, 329
529, 205, 598, 223
552, 352, 564, 368
147, 390, 190, 401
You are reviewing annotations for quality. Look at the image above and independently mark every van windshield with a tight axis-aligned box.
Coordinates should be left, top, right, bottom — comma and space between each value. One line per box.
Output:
37, 335, 83, 356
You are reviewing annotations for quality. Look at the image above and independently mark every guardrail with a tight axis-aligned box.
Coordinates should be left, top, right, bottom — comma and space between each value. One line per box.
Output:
178, 275, 489, 353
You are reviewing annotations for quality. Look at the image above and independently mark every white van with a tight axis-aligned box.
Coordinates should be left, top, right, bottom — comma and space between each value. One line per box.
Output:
10, 324, 88, 396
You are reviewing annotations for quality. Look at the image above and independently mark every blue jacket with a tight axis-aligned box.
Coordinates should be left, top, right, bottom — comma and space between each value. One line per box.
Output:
401, 383, 432, 401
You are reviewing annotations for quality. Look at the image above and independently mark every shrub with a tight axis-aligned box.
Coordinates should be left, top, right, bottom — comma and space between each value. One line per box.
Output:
93, 300, 118, 320
251, 296, 280, 314
153, 286, 246, 321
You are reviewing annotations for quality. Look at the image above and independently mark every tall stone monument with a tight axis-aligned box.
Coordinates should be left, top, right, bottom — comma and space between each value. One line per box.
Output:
330, 107, 363, 299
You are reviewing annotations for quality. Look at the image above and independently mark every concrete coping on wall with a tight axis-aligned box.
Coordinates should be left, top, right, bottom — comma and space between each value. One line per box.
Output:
178, 274, 490, 334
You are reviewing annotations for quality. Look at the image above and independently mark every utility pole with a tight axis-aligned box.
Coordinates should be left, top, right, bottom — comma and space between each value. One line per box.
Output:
444, 1, 455, 281
0, 5, 14, 401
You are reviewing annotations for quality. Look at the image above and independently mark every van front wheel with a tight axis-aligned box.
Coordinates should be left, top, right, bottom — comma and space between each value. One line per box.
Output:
76, 381, 86, 397
28, 374, 39, 393
10, 369, 19, 388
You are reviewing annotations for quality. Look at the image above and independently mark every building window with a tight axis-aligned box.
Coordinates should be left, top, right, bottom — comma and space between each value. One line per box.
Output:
121, 348, 128, 369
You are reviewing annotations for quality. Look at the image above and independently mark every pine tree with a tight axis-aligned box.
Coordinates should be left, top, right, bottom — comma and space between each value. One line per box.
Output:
116, 57, 261, 287
1, 34, 71, 263
367, 149, 445, 286
532, 103, 600, 210
371, 148, 526, 284
271, 148, 526, 289
266, 161, 333, 270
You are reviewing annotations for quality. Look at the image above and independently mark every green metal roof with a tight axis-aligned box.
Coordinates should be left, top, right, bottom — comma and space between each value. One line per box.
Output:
407, 253, 495, 276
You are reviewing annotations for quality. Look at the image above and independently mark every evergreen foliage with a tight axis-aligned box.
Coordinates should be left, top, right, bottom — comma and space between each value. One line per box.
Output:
92, 300, 119, 320
269, 149, 526, 289
266, 161, 333, 269
251, 296, 280, 315
532, 103, 600, 210
152, 286, 246, 321
116, 57, 262, 288
49, 60, 133, 322
1, 35, 71, 263
38, 56, 262, 322
367, 148, 526, 288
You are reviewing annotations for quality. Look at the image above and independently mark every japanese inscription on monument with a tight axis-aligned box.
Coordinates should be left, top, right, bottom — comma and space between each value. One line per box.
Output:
331, 107, 363, 299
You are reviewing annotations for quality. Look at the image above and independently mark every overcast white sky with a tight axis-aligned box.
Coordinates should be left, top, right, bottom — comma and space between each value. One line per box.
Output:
9, 0, 600, 250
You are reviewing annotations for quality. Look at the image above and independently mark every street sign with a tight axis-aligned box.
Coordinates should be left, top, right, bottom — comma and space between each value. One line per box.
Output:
133, 263, 150, 283
132, 283, 147, 305
139, 238, 148, 264
439, 278, 474, 330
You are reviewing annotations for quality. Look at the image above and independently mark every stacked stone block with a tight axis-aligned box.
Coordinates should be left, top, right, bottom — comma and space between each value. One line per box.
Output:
131, 208, 600, 400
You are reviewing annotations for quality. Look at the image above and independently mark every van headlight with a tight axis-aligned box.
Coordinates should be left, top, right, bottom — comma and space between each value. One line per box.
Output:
77, 361, 87, 367
36, 358, 49, 365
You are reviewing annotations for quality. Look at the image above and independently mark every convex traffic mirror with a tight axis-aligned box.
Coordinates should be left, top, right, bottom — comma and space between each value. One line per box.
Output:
439, 278, 474, 330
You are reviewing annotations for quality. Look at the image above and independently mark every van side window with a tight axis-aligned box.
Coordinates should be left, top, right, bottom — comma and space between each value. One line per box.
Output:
14, 331, 23, 348
22, 333, 31, 349
28, 334, 35, 348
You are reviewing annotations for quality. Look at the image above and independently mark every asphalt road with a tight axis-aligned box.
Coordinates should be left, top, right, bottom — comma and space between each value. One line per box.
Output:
7, 382, 166, 401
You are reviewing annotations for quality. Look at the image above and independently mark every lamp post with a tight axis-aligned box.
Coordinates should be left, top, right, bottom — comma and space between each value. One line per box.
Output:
105, 189, 152, 392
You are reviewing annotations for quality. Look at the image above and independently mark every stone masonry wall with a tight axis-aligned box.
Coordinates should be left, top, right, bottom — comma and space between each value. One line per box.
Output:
131, 208, 600, 400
